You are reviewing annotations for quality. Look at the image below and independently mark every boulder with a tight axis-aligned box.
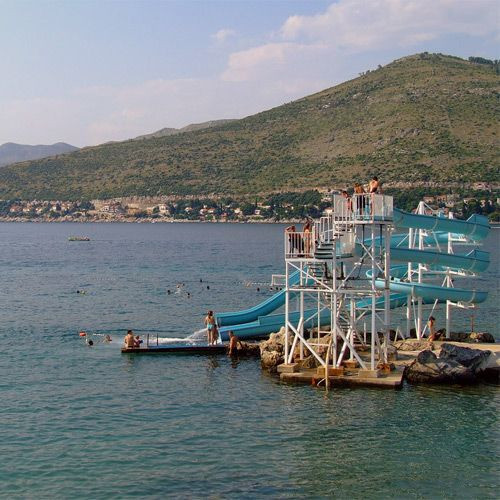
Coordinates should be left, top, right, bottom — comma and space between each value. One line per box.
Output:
259, 327, 289, 372
405, 350, 476, 384
448, 332, 496, 343
236, 342, 261, 357
467, 332, 495, 343
439, 343, 491, 371
405, 344, 493, 385
260, 350, 283, 373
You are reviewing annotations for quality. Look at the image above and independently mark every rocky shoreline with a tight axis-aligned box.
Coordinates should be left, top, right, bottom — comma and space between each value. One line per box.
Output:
0, 216, 297, 224
236, 329, 498, 386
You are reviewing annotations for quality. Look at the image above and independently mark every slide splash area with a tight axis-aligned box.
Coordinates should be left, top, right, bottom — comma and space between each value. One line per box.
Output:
216, 209, 490, 341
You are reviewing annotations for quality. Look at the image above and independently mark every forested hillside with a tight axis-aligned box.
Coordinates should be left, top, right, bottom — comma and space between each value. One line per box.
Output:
0, 53, 497, 200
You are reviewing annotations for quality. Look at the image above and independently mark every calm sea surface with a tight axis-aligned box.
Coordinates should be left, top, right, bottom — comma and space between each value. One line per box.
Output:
0, 222, 498, 498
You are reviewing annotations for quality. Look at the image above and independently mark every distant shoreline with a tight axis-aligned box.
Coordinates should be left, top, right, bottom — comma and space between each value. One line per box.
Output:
0, 216, 295, 224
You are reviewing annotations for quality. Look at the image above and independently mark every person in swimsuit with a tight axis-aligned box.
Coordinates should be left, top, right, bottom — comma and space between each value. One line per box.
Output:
369, 176, 381, 193
124, 330, 135, 348
353, 183, 366, 215
302, 220, 313, 257
228, 331, 242, 356
204, 311, 216, 345
427, 316, 437, 346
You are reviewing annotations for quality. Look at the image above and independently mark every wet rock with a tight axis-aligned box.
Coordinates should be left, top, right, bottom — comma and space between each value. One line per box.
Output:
439, 343, 491, 371
393, 339, 431, 351
237, 342, 261, 357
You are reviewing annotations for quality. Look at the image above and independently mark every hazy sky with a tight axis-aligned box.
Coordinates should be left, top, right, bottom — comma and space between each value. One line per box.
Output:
1, 0, 498, 147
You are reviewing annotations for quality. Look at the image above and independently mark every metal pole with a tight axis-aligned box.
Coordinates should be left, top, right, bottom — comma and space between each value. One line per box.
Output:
285, 259, 289, 364
384, 224, 391, 363
332, 256, 337, 368
416, 202, 424, 339
349, 299, 355, 361
299, 262, 304, 360
406, 227, 413, 337
446, 230, 452, 338
371, 224, 376, 370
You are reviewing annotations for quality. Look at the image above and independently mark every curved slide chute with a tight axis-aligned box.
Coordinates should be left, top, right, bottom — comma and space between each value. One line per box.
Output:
393, 208, 490, 240
217, 270, 299, 327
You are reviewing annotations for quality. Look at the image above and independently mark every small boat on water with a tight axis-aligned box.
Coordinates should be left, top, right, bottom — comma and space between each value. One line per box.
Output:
68, 236, 90, 241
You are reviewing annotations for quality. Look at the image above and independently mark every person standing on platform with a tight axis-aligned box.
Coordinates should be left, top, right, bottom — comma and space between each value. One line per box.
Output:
427, 316, 437, 346
204, 311, 217, 345
369, 176, 381, 193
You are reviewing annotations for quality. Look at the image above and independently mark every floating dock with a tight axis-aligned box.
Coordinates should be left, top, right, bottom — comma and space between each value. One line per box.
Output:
122, 344, 227, 355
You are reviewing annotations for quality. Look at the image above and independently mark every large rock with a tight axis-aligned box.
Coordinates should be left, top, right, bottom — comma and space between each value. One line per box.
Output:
260, 350, 283, 372
439, 343, 491, 371
448, 332, 496, 344
237, 342, 261, 357
405, 344, 493, 384
405, 350, 475, 384
259, 327, 289, 372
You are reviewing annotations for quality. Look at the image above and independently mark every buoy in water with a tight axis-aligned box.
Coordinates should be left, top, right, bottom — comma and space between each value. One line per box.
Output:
79, 331, 87, 337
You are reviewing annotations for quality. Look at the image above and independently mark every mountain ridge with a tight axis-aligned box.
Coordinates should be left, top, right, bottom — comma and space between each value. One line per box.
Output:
0, 142, 79, 168
0, 53, 498, 200
134, 119, 236, 140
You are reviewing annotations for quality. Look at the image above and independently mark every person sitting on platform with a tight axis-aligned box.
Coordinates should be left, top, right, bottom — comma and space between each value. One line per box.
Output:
124, 330, 135, 348
134, 335, 142, 348
228, 331, 242, 356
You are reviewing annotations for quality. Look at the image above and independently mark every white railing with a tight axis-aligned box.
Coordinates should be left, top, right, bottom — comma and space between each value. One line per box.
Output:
285, 229, 316, 258
330, 194, 393, 222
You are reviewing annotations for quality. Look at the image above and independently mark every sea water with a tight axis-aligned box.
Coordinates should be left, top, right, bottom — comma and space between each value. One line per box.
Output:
0, 222, 498, 498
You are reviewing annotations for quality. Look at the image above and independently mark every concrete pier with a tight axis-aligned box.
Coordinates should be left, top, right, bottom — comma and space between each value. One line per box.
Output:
277, 341, 499, 389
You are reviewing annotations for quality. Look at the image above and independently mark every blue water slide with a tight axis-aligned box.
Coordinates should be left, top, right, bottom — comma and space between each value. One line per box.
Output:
391, 247, 490, 273
218, 293, 415, 341
374, 279, 487, 304
217, 270, 300, 327
218, 308, 330, 341
393, 208, 490, 240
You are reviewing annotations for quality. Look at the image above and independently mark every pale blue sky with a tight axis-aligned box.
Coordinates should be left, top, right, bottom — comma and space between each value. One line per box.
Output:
0, 0, 498, 146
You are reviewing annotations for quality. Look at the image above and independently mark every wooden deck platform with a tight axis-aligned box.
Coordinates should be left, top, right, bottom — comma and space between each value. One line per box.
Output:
121, 344, 227, 355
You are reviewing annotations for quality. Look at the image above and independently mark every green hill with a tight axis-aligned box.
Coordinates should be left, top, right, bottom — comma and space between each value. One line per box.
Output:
0, 53, 498, 200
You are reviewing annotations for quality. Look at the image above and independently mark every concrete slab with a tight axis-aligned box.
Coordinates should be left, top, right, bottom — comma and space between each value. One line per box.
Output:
280, 367, 404, 389
277, 363, 299, 374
